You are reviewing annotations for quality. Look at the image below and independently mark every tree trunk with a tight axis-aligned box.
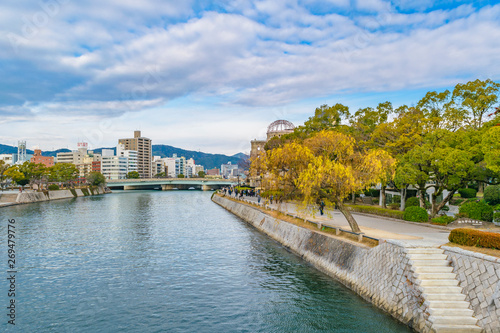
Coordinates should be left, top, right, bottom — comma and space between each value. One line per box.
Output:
478, 182, 484, 194
418, 186, 426, 209
431, 190, 456, 218
380, 185, 387, 208
337, 201, 361, 233
352, 191, 356, 204
400, 186, 406, 211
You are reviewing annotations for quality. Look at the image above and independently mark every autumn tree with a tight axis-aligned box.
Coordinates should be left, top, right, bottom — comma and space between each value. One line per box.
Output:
297, 130, 395, 232
48, 163, 78, 187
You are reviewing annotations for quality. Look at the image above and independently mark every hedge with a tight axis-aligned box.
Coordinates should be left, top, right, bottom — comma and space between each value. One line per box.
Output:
485, 185, 500, 206
48, 184, 60, 191
449, 228, 500, 250
459, 200, 494, 222
403, 206, 429, 222
458, 188, 477, 198
346, 204, 405, 219
431, 215, 455, 225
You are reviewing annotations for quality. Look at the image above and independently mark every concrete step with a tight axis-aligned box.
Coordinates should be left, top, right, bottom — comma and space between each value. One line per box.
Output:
414, 266, 454, 273
429, 315, 478, 326
423, 286, 463, 294
425, 293, 466, 302
407, 248, 444, 254
407, 253, 448, 260
426, 301, 471, 309
415, 272, 457, 280
411, 259, 450, 266
419, 279, 459, 287
431, 324, 482, 333
429, 308, 474, 317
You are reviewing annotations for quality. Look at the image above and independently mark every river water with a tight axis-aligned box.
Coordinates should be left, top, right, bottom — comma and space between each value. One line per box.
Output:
0, 191, 411, 332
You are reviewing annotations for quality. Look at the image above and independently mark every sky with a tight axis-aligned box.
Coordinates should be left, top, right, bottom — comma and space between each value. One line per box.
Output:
1, 0, 500, 155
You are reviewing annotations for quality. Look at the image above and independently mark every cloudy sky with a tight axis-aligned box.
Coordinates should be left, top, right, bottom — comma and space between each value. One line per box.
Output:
1, 0, 499, 155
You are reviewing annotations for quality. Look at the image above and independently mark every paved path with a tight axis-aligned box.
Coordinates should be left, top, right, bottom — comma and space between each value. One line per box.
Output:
239, 195, 450, 247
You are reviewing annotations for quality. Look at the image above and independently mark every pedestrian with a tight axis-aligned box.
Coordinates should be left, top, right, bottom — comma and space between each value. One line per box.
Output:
258, 195, 261, 204
319, 200, 325, 216
270, 195, 273, 204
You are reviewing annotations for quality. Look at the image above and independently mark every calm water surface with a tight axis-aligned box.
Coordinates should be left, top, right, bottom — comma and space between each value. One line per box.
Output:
0, 191, 412, 332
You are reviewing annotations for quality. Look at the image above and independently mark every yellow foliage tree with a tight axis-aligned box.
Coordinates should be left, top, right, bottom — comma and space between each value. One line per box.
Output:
297, 131, 395, 232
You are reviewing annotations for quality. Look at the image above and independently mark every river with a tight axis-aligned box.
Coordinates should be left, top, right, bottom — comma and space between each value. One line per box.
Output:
0, 191, 411, 332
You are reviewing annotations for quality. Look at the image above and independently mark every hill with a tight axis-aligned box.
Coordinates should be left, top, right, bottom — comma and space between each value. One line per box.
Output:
0, 144, 247, 170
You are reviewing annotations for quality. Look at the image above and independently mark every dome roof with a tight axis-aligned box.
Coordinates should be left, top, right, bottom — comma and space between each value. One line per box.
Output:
267, 120, 295, 134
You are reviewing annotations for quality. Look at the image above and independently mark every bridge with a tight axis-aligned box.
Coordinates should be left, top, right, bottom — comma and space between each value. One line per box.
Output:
106, 178, 237, 191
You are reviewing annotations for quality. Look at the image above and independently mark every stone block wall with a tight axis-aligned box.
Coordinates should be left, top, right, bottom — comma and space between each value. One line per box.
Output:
213, 195, 433, 332
443, 246, 500, 333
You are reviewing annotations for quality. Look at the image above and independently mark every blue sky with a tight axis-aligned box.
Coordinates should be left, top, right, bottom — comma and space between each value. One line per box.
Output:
1, 0, 499, 155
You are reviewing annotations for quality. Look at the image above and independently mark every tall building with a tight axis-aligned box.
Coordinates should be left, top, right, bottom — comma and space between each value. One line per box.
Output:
101, 145, 138, 180
56, 142, 101, 179
118, 131, 152, 179
162, 154, 186, 178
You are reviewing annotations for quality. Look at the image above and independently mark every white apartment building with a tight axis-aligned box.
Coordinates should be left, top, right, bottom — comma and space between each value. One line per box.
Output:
101, 145, 138, 180
162, 154, 186, 177
0, 154, 13, 165
221, 162, 239, 178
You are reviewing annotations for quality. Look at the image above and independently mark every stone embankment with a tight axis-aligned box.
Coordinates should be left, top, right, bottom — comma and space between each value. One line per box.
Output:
212, 194, 497, 333
0, 186, 111, 207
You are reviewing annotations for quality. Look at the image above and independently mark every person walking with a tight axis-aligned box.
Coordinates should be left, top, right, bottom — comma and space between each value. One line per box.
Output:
270, 195, 273, 204
319, 200, 325, 216
258, 195, 261, 204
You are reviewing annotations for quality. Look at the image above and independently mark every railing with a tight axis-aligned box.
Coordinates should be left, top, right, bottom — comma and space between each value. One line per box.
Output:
227, 195, 380, 243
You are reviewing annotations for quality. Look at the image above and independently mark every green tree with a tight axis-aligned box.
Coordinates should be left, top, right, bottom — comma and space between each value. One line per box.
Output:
178, 174, 185, 178
4, 165, 30, 188
0, 160, 9, 190
127, 171, 140, 179
87, 172, 106, 186
197, 171, 206, 178
48, 163, 78, 187
295, 104, 350, 137
451, 79, 500, 129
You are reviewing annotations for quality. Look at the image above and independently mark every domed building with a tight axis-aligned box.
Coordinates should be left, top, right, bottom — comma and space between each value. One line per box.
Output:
250, 120, 295, 160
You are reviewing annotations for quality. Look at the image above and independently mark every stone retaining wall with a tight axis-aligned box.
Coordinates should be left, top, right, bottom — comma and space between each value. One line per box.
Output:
213, 195, 432, 332
443, 246, 500, 333
4, 186, 110, 205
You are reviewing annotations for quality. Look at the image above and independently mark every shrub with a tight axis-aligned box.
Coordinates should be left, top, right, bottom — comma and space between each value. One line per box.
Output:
449, 228, 500, 250
458, 188, 477, 198
48, 184, 60, 191
346, 204, 404, 220
431, 215, 455, 225
388, 203, 400, 210
484, 185, 500, 206
493, 212, 500, 224
403, 206, 429, 222
459, 200, 494, 222
393, 195, 401, 203
406, 197, 420, 207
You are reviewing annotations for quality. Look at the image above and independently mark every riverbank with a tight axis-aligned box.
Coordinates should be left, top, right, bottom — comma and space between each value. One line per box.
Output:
0, 186, 111, 207
213, 194, 498, 332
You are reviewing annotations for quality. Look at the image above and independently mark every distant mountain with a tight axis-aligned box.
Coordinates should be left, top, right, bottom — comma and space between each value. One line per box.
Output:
0, 143, 247, 170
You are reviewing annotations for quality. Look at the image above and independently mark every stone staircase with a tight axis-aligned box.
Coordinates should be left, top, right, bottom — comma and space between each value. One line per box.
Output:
407, 248, 482, 333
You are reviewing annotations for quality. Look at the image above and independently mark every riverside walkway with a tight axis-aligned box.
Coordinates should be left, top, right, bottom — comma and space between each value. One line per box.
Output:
239, 196, 451, 246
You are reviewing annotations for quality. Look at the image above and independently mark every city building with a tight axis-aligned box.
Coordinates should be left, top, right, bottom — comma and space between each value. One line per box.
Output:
0, 154, 14, 165
206, 168, 220, 176
152, 156, 166, 177
163, 154, 186, 178
118, 131, 152, 178
57, 143, 102, 179
30, 149, 55, 167
101, 145, 138, 180
221, 161, 239, 178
